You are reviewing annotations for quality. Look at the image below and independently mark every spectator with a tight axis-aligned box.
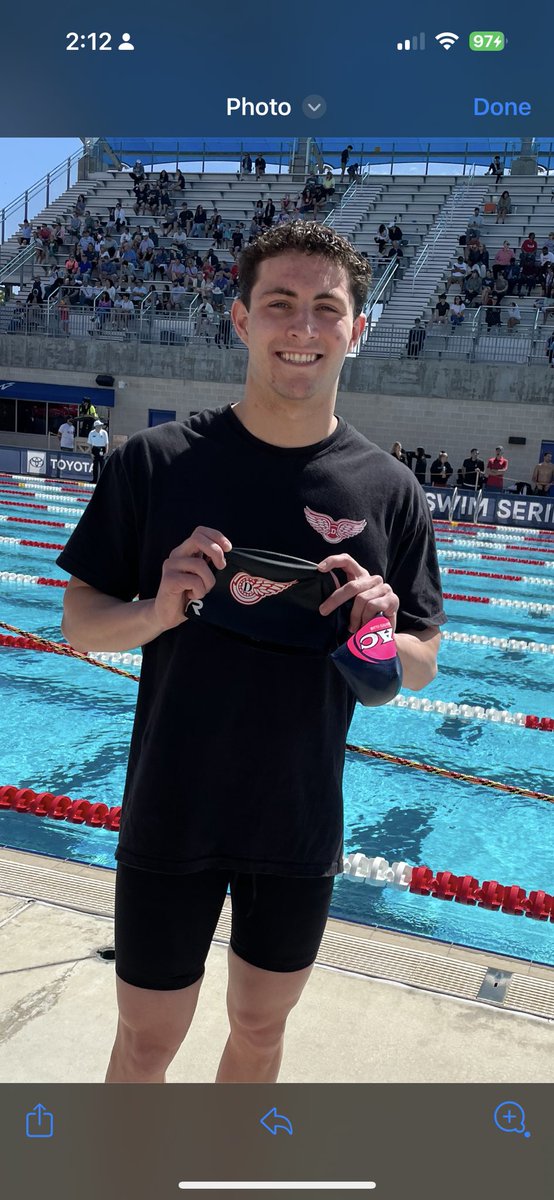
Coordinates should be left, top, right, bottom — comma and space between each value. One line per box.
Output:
518, 255, 538, 297
505, 256, 521, 295
322, 170, 335, 198
191, 205, 207, 237
407, 319, 426, 359
374, 224, 389, 254
485, 295, 502, 331
388, 219, 403, 243
543, 262, 554, 299
433, 293, 450, 324
485, 446, 508, 489
232, 223, 245, 253
215, 310, 232, 349
174, 169, 186, 192
493, 271, 509, 302
114, 201, 126, 232
87, 419, 109, 483
254, 155, 266, 180
493, 240, 515, 278
547, 330, 554, 367
531, 452, 554, 494
170, 282, 186, 310
129, 159, 145, 184
506, 301, 521, 331
463, 270, 482, 306
57, 416, 75, 450
461, 448, 484, 488
390, 441, 407, 465
57, 294, 70, 336
413, 447, 430, 483
114, 293, 135, 335
496, 190, 512, 224
449, 256, 468, 287
486, 154, 504, 184
521, 231, 538, 259
17, 218, 32, 246
263, 198, 276, 228
430, 451, 453, 487
346, 162, 360, 181
241, 152, 252, 175
78, 397, 97, 438
196, 298, 215, 342
465, 208, 483, 239
340, 145, 353, 180
450, 296, 466, 327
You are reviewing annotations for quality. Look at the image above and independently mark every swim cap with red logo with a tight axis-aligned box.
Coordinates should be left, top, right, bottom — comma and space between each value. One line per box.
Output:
331, 614, 402, 706
185, 547, 348, 653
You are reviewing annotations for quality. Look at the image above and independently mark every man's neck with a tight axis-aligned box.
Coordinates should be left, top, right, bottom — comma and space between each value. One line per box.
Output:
231, 398, 338, 448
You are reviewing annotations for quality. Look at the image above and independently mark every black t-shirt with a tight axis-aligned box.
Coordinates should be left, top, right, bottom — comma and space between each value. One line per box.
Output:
57, 407, 446, 877
435, 301, 450, 317
462, 457, 485, 486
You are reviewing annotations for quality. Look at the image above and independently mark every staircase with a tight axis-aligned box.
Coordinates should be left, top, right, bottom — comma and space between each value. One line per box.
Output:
374, 174, 490, 331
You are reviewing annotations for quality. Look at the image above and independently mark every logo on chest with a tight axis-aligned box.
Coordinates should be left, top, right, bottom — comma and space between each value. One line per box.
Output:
230, 572, 298, 605
304, 505, 367, 544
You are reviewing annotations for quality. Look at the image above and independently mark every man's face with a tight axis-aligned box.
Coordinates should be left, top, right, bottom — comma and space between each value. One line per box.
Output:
232, 252, 365, 406
544, 454, 552, 463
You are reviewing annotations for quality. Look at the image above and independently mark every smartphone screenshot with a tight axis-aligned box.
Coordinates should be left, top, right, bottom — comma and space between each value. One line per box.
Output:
0, 2, 552, 1197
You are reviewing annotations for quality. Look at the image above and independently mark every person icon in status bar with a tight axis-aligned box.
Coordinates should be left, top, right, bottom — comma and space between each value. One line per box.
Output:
118, 33, 134, 51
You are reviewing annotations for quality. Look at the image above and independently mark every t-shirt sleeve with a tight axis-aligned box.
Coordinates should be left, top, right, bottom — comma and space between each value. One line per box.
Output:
56, 448, 140, 601
387, 490, 447, 632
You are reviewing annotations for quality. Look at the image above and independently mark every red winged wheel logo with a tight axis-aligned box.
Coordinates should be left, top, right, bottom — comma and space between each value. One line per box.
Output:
230, 572, 298, 605
304, 505, 367, 544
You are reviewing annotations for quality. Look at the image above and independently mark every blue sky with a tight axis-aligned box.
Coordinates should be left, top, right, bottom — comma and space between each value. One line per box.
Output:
0, 138, 81, 229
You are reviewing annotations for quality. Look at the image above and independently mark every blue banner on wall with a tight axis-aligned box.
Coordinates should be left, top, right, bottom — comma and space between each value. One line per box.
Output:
424, 487, 554, 531
0, 380, 114, 408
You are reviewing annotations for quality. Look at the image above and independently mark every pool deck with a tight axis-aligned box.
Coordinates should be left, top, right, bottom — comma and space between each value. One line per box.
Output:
1, 847, 553, 1084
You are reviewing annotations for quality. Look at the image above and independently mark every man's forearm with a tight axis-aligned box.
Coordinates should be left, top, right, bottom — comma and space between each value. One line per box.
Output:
395, 630, 440, 691
62, 587, 172, 652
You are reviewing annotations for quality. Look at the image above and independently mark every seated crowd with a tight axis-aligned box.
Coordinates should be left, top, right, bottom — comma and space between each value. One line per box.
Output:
14, 160, 338, 328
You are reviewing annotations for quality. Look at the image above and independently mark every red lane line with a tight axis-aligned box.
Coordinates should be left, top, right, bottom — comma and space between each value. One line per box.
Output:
6, 516, 67, 528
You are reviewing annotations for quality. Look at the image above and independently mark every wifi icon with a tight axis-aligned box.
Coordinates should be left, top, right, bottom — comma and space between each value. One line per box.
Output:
435, 31, 459, 49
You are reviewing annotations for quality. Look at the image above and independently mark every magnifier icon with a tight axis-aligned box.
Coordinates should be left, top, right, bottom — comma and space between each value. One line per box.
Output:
493, 1101, 531, 1137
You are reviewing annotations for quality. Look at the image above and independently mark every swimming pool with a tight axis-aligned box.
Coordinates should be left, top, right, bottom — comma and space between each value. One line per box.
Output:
0, 476, 553, 966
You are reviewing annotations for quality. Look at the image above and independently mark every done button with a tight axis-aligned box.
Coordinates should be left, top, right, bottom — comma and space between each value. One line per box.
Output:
474, 97, 531, 116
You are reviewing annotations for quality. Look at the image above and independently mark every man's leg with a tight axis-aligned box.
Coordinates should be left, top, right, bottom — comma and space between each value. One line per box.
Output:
106, 864, 229, 1083
105, 975, 203, 1083
215, 872, 334, 1083
215, 948, 313, 1083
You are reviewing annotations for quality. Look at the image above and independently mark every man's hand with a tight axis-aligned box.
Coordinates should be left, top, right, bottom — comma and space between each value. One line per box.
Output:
153, 526, 232, 634
318, 554, 400, 634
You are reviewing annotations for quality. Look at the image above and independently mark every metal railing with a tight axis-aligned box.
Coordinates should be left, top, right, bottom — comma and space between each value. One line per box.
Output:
349, 259, 400, 356
1, 147, 86, 245
411, 166, 477, 290
0, 244, 37, 287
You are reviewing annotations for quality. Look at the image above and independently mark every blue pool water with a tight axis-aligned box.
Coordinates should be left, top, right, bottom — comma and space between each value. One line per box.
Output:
0, 482, 553, 966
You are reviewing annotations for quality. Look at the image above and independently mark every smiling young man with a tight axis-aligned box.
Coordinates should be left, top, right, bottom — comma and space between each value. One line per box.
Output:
58, 222, 445, 1086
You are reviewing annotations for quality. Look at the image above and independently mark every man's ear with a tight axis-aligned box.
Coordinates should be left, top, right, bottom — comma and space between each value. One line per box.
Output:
231, 298, 249, 347
349, 312, 366, 352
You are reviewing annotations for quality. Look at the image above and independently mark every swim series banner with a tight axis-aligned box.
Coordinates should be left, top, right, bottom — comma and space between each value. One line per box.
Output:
424, 487, 554, 531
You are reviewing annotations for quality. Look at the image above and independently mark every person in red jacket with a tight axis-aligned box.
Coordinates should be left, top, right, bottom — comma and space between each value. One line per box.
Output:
485, 446, 508, 489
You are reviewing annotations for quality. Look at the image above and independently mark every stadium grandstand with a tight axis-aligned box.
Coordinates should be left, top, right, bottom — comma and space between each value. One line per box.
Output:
0, 136, 552, 490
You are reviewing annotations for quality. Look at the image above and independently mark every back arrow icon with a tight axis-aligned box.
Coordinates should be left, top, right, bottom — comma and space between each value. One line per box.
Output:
260, 1107, 294, 1136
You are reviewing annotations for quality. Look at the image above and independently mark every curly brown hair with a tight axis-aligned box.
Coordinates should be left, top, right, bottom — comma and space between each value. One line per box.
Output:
237, 221, 372, 317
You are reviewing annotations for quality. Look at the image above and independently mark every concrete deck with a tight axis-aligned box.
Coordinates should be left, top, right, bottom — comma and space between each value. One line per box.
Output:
1, 850, 553, 1084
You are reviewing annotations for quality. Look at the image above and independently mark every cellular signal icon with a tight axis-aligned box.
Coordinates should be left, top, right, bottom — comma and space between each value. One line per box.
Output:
435, 31, 459, 49
396, 33, 426, 51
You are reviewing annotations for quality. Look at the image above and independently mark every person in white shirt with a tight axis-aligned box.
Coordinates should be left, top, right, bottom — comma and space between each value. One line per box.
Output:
57, 418, 75, 451
507, 302, 521, 330
87, 419, 109, 483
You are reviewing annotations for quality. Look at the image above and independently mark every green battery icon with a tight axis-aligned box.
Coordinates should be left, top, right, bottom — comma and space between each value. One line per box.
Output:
469, 31, 505, 51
